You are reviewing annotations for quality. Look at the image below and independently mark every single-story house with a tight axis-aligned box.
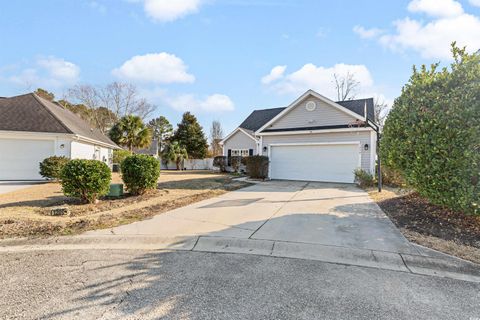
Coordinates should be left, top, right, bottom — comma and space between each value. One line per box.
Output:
0, 93, 119, 180
220, 89, 378, 183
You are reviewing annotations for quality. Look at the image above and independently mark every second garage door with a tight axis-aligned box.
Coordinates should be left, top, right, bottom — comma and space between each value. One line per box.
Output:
0, 139, 55, 180
269, 143, 360, 183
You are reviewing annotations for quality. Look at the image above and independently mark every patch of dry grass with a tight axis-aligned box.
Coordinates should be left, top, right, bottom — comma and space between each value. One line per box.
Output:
0, 171, 250, 238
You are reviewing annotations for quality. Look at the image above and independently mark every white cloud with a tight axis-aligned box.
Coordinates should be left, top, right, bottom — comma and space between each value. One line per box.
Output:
355, 0, 480, 59
261, 65, 286, 84
112, 52, 195, 84
6, 56, 80, 89
143, 0, 202, 22
167, 93, 235, 112
353, 26, 385, 39
407, 0, 463, 17
470, 0, 480, 7
261, 63, 374, 99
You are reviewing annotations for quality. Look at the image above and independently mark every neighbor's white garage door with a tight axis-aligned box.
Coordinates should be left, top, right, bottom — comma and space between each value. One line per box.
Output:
270, 143, 360, 183
0, 139, 55, 180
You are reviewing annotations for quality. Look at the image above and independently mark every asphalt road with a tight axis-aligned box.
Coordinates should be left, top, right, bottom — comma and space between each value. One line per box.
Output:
1, 249, 479, 320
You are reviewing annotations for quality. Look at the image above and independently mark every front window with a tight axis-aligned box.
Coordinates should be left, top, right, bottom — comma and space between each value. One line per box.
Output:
231, 149, 249, 157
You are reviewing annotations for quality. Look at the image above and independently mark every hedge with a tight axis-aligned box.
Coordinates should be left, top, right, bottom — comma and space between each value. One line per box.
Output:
380, 45, 479, 214
213, 156, 227, 172
245, 156, 269, 179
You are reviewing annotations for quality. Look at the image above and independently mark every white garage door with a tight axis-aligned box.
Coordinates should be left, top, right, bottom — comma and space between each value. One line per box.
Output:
0, 139, 55, 180
270, 143, 360, 183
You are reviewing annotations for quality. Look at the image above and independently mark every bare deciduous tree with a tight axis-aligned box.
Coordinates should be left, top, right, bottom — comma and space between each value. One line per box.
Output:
68, 82, 156, 133
209, 120, 224, 156
333, 72, 360, 101
98, 82, 155, 120
373, 96, 389, 128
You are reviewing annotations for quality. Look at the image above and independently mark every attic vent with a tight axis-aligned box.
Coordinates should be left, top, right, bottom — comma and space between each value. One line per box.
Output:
305, 101, 316, 111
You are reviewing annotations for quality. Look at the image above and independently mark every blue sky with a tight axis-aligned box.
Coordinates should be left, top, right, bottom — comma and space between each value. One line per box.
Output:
1, 0, 479, 134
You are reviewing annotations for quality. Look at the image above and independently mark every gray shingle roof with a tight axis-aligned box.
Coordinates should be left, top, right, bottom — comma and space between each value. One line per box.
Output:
336, 98, 375, 121
239, 98, 375, 132
0, 93, 118, 147
239, 107, 286, 131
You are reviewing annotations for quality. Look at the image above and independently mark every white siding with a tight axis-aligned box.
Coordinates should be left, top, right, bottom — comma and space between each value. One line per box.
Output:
70, 141, 112, 167
223, 130, 257, 156
268, 96, 357, 130
262, 131, 373, 173
70, 141, 96, 160
55, 139, 71, 158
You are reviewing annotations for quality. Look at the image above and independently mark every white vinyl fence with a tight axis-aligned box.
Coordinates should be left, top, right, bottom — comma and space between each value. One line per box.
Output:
160, 158, 214, 170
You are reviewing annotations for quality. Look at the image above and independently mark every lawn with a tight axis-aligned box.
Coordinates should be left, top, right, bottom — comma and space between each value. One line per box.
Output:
0, 171, 250, 238
368, 187, 480, 264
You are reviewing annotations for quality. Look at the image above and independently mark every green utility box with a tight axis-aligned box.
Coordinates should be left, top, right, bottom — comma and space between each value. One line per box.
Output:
108, 183, 124, 197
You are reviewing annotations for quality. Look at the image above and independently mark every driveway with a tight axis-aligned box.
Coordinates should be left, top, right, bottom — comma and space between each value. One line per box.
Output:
89, 180, 416, 254
0, 181, 45, 195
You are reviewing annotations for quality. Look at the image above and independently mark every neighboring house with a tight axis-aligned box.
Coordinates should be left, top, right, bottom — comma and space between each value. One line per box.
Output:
220, 89, 378, 183
0, 93, 119, 180
134, 138, 159, 158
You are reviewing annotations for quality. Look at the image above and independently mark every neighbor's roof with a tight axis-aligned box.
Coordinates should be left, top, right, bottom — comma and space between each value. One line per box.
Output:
239, 98, 375, 132
0, 93, 118, 148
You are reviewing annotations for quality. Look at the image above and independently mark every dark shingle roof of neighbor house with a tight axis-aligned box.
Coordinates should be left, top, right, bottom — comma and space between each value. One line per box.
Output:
0, 93, 118, 147
239, 98, 375, 132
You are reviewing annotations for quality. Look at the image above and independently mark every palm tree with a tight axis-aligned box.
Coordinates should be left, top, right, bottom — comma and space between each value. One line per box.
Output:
163, 141, 188, 170
109, 115, 152, 151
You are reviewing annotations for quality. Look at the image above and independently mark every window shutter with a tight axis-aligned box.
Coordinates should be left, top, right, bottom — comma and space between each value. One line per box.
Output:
249, 149, 253, 156
227, 149, 232, 166
227, 149, 231, 157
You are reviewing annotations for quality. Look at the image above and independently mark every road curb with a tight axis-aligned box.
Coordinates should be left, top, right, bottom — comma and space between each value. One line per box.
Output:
1, 235, 479, 283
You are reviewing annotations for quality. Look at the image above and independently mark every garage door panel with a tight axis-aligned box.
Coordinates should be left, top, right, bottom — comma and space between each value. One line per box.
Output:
270, 144, 359, 183
0, 139, 55, 180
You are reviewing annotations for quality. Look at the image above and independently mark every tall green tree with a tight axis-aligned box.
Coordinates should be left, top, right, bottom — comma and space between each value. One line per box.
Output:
148, 116, 173, 155
172, 112, 208, 159
381, 44, 480, 214
109, 115, 152, 152
163, 141, 188, 170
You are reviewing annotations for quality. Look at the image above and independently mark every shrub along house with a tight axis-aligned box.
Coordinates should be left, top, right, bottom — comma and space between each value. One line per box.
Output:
0, 93, 119, 180
220, 89, 378, 183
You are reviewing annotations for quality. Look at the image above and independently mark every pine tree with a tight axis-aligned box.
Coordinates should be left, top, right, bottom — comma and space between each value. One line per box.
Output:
172, 112, 208, 159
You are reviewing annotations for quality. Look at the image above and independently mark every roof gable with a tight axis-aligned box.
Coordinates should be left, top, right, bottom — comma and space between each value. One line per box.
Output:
220, 127, 257, 144
255, 90, 370, 133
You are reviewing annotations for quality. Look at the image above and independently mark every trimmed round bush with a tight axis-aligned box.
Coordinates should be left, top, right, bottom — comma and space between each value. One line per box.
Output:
245, 155, 269, 179
39, 156, 69, 180
121, 154, 160, 195
61, 159, 111, 203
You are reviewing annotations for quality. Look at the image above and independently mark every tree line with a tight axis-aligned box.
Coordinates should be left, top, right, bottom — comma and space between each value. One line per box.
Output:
35, 84, 225, 167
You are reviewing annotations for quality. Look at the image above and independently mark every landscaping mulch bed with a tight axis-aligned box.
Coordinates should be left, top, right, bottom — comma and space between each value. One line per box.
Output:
376, 192, 480, 249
